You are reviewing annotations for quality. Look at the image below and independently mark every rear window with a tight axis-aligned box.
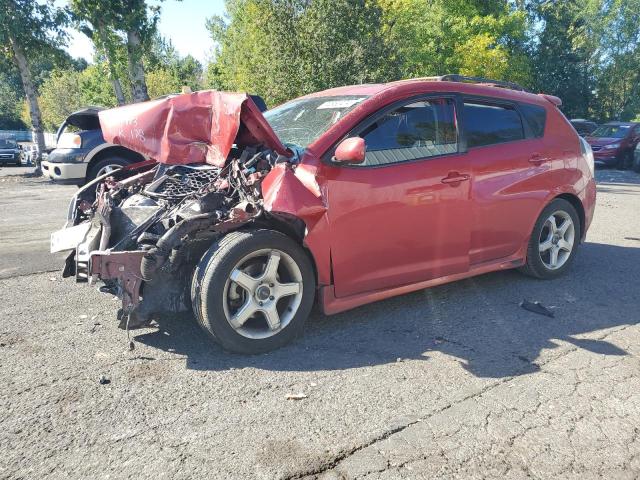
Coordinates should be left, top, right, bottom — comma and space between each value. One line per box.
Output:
463, 102, 524, 148
519, 103, 547, 138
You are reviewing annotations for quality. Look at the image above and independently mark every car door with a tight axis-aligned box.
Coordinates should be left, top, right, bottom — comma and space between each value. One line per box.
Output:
323, 96, 471, 298
463, 99, 557, 264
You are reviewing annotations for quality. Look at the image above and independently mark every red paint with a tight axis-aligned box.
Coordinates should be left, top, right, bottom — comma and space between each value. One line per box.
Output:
265, 79, 596, 315
333, 137, 365, 164
98, 91, 288, 167
100, 80, 597, 316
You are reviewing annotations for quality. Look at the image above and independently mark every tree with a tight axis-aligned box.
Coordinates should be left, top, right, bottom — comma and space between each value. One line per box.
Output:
529, 0, 596, 119
208, 0, 397, 106
377, 0, 531, 85
38, 69, 84, 131
0, 71, 25, 129
590, 0, 640, 121
69, 0, 128, 105
0, 0, 67, 171
113, 0, 161, 102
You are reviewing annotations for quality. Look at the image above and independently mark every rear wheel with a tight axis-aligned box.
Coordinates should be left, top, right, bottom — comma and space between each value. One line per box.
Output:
633, 151, 640, 173
191, 230, 316, 354
520, 198, 581, 279
617, 151, 632, 170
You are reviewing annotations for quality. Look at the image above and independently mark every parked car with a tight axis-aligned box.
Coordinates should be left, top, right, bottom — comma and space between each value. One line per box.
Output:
570, 119, 598, 136
585, 121, 640, 169
42, 107, 145, 185
0, 136, 22, 166
52, 76, 596, 354
633, 142, 640, 172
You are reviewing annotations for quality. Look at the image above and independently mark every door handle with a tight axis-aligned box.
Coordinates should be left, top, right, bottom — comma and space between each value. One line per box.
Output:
441, 172, 470, 184
529, 153, 550, 164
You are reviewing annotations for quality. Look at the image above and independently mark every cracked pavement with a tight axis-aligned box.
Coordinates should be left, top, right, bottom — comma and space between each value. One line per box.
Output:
0, 167, 639, 479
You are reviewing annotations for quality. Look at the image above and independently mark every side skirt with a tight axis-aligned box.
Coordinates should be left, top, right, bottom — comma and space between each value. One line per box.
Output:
319, 252, 526, 315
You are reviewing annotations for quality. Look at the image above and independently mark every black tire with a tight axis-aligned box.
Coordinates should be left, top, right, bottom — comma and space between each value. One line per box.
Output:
633, 151, 640, 173
87, 156, 132, 182
191, 229, 316, 354
519, 198, 581, 279
617, 151, 632, 170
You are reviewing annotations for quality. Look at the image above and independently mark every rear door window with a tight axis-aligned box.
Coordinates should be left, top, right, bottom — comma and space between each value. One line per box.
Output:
463, 102, 524, 148
519, 103, 547, 138
358, 98, 458, 166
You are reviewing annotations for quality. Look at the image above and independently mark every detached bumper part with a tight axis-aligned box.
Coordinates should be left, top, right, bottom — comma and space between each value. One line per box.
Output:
90, 251, 147, 326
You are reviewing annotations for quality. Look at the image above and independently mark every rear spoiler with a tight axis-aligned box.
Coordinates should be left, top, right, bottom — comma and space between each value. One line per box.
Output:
538, 94, 562, 107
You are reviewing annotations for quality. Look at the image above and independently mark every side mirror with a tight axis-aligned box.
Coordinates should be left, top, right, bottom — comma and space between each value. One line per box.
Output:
333, 137, 365, 164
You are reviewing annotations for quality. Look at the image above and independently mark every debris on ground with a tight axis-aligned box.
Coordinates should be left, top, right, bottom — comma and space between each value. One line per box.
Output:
286, 393, 307, 400
98, 375, 111, 385
520, 300, 555, 318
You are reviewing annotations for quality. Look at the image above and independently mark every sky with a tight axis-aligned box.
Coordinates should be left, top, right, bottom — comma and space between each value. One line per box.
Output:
65, 0, 228, 64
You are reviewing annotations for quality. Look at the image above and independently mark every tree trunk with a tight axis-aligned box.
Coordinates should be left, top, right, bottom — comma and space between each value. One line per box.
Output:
95, 22, 127, 106
112, 77, 126, 106
126, 29, 150, 103
8, 32, 45, 175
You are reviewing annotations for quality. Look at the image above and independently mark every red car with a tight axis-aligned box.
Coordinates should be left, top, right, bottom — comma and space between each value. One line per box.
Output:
52, 75, 596, 354
585, 121, 640, 169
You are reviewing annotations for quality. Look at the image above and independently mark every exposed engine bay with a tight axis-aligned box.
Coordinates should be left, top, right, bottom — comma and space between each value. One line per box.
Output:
53, 146, 301, 328
51, 90, 329, 336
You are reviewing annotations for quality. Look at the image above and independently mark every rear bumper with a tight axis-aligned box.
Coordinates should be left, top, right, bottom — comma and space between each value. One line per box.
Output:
582, 178, 597, 238
42, 161, 87, 184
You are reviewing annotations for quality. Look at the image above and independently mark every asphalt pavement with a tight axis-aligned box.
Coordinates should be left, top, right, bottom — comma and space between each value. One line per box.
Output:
0, 166, 639, 479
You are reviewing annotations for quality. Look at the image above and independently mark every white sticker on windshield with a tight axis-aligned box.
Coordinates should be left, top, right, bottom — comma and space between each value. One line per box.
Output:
317, 98, 364, 110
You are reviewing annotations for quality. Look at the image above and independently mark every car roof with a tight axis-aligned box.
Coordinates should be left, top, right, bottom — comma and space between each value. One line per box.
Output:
302, 78, 552, 107
602, 121, 638, 126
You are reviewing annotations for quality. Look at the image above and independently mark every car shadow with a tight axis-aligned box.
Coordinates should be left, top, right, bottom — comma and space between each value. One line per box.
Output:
134, 241, 639, 379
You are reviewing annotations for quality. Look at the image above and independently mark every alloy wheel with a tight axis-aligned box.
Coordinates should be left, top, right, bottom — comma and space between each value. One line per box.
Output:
96, 164, 122, 177
222, 249, 304, 339
538, 210, 575, 270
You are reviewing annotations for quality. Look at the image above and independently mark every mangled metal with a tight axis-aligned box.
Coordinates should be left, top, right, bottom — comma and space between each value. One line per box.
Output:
52, 91, 322, 329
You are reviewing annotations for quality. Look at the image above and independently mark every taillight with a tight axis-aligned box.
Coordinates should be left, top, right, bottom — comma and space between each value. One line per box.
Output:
579, 136, 595, 176
57, 133, 82, 149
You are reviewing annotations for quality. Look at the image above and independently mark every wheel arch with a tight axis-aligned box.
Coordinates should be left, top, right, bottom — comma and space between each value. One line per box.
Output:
251, 213, 321, 286
554, 192, 585, 241
85, 145, 146, 181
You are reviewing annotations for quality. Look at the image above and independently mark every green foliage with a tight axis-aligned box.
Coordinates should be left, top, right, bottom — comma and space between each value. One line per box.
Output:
0, 71, 26, 129
38, 69, 85, 131
0, 0, 68, 55
208, 0, 397, 106
378, 0, 530, 85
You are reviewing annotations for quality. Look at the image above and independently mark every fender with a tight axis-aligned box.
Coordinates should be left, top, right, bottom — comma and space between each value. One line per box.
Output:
261, 162, 332, 286
83, 142, 121, 165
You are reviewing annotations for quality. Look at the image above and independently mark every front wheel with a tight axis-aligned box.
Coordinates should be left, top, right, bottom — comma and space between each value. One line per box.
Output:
87, 156, 132, 183
520, 198, 581, 279
191, 230, 316, 354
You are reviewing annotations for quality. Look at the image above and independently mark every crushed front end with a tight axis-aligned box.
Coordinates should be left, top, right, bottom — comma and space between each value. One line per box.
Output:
51, 91, 299, 329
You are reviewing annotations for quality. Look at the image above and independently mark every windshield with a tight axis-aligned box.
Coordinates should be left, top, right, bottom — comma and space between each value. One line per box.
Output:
590, 124, 631, 138
264, 95, 368, 149
0, 139, 17, 149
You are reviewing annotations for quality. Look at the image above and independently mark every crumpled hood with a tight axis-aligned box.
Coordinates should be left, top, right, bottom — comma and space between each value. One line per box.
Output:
585, 136, 620, 147
98, 90, 290, 167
